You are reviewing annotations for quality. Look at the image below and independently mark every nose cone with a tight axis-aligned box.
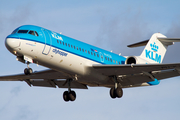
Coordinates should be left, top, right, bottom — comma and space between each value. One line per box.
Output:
5, 35, 21, 50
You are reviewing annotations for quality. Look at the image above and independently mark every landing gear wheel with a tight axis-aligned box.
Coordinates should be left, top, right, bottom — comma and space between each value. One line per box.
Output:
63, 91, 69, 102
110, 87, 116, 99
63, 91, 76, 102
115, 87, 123, 98
110, 87, 123, 99
28, 68, 33, 74
24, 68, 33, 75
68, 91, 76, 101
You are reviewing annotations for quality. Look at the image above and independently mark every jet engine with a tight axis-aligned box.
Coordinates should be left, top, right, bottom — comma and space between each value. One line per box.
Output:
125, 56, 149, 64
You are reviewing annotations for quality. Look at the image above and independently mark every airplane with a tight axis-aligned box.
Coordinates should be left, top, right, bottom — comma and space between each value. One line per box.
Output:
2, 25, 180, 102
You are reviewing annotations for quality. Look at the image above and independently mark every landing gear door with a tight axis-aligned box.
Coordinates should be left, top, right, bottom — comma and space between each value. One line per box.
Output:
42, 29, 51, 55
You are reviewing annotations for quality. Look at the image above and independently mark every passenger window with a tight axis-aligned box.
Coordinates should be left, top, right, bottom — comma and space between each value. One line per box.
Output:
91, 52, 93, 55
105, 57, 107, 60
57, 40, 59, 43
77, 47, 78, 50
110, 59, 112, 62
18, 30, 29, 33
88, 51, 90, 54
101, 55, 103, 59
85, 50, 87, 53
65, 43, 67, 46
97, 54, 99, 57
68, 44, 70, 47
79, 48, 81, 51
94, 53, 96, 56
82, 49, 84, 52
71, 45, 73, 48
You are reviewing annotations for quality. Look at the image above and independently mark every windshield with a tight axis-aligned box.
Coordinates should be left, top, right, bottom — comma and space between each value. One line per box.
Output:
11, 28, 19, 34
17, 30, 29, 33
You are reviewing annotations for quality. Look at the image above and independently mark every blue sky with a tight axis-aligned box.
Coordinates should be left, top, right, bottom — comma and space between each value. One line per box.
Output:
0, 0, 180, 120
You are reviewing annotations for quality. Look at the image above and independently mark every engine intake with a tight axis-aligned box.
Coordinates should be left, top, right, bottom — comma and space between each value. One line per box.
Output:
125, 56, 148, 64
126, 57, 136, 64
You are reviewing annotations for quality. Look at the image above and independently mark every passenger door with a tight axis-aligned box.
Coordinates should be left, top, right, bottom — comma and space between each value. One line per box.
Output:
42, 29, 51, 55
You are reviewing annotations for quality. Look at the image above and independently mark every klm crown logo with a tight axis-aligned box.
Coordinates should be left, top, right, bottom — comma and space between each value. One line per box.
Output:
150, 42, 159, 52
145, 42, 161, 63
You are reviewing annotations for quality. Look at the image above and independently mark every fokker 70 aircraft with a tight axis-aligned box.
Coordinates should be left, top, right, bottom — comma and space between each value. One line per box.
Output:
2, 25, 180, 102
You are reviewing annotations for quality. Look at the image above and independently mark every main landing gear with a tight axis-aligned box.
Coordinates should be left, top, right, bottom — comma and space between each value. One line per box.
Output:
24, 62, 33, 75
110, 76, 123, 99
63, 79, 76, 102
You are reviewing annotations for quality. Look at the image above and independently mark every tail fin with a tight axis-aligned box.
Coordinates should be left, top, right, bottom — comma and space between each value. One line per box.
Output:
140, 33, 170, 63
128, 33, 180, 64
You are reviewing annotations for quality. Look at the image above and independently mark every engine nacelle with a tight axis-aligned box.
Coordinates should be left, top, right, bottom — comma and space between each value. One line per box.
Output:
125, 56, 149, 64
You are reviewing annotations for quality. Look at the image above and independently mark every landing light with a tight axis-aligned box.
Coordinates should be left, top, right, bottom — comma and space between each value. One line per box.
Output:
13, 51, 17, 54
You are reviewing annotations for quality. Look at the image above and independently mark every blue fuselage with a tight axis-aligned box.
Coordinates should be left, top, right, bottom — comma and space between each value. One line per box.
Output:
7, 25, 126, 65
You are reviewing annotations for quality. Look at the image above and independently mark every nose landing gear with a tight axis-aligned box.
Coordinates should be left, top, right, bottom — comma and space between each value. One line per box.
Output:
24, 68, 33, 75
24, 62, 33, 75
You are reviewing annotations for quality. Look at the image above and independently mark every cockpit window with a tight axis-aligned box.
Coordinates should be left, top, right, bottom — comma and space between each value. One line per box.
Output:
18, 30, 29, 33
28, 30, 35, 35
11, 28, 19, 34
35, 31, 39, 36
28, 30, 39, 36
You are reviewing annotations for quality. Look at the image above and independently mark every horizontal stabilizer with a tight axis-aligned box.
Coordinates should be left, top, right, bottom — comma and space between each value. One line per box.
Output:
128, 38, 180, 48
157, 38, 180, 42
127, 40, 149, 48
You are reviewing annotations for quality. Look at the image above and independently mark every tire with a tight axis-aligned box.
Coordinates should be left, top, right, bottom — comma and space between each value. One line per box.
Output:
24, 68, 33, 75
63, 91, 69, 102
110, 87, 116, 99
28, 68, 33, 74
68, 91, 76, 101
115, 87, 123, 98
24, 68, 29, 75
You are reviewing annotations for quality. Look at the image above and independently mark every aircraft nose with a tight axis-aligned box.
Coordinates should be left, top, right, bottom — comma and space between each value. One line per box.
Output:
5, 35, 21, 49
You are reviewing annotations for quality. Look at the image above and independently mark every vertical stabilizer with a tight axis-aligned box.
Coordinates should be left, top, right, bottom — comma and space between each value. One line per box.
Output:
140, 33, 171, 63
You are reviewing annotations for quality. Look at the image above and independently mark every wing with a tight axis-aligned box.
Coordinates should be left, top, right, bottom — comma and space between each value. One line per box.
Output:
93, 63, 180, 87
0, 69, 87, 89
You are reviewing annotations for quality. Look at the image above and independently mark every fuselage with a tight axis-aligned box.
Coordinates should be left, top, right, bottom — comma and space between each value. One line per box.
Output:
5, 25, 127, 87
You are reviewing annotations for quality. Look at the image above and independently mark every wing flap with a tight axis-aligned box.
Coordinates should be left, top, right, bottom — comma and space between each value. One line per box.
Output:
29, 79, 56, 88
28, 79, 88, 89
55, 80, 88, 89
